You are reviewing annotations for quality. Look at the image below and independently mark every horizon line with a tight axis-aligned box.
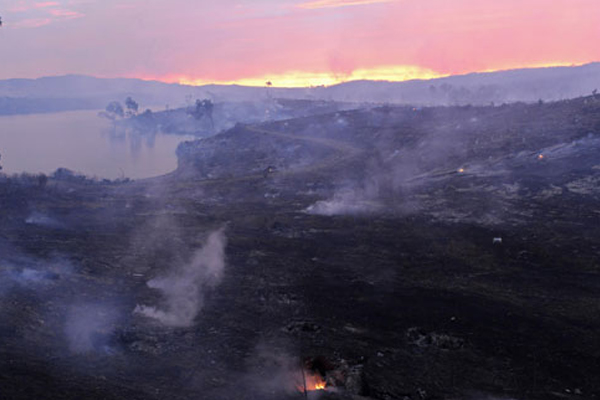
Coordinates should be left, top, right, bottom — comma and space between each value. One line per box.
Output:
2, 61, 597, 89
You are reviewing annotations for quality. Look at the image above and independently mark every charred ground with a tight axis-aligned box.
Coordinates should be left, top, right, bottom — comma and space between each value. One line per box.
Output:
1, 97, 599, 400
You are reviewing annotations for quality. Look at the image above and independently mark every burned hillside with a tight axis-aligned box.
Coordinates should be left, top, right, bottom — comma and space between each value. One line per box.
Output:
175, 96, 600, 223
0, 97, 599, 400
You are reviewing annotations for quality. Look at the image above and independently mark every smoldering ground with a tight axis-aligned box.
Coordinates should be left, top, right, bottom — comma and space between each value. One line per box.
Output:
135, 226, 228, 327
301, 106, 527, 220
0, 243, 74, 293
63, 302, 125, 355
306, 185, 383, 216
241, 342, 306, 396
0, 242, 131, 361
206, 341, 328, 400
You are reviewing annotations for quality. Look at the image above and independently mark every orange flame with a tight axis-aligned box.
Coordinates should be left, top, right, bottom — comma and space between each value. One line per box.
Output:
299, 371, 327, 392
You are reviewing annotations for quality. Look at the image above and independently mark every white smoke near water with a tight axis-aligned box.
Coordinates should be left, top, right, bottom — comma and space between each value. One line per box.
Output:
135, 228, 227, 327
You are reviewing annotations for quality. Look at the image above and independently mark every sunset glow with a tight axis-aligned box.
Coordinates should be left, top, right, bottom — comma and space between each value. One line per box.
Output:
175, 61, 588, 88
0, 0, 598, 86
178, 65, 446, 88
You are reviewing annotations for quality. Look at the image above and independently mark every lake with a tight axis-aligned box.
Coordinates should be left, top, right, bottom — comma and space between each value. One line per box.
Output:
0, 110, 195, 180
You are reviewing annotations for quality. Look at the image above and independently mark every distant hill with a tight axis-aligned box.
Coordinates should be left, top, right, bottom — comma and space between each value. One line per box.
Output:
0, 75, 305, 109
0, 63, 598, 115
321, 62, 600, 104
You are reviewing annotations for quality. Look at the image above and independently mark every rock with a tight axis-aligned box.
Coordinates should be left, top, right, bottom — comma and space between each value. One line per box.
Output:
344, 365, 367, 396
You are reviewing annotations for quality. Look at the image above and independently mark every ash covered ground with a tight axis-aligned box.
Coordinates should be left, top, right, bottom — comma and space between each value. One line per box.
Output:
1, 96, 600, 400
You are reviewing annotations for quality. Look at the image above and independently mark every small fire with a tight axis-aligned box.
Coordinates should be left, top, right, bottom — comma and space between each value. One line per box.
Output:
298, 371, 327, 392
458, 168, 465, 173
538, 154, 545, 160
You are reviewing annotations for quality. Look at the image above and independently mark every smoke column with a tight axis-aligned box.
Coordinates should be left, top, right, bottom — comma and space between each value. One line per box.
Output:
135, 228, 227, 327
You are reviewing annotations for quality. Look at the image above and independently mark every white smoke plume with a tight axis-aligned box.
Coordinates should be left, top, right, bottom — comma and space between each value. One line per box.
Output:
305, 186, 382, 216
25, 212, 65, 229
135, 228, 227, 327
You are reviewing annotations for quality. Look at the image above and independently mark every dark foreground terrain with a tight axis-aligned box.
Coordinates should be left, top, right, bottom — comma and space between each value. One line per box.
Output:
1, 96, 599, 400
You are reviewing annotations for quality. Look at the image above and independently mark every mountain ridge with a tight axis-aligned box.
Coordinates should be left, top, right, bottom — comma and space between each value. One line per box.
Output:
0, 63, 598, 115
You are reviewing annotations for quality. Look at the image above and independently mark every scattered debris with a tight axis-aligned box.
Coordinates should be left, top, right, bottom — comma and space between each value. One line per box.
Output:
284, 321, 322, 335
406, 327, 464, 350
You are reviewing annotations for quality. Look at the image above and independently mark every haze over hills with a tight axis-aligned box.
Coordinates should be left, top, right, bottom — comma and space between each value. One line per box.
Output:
320, 62, 600, 104
0, 63, 599, 115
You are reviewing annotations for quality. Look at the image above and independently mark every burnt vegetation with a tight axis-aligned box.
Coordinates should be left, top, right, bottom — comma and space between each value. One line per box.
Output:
1, 95, 600, 400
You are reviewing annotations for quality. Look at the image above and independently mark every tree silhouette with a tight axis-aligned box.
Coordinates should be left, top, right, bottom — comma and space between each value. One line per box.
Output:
125, 97, 139, 116
102, 101, 124, 120
187, 99, 214, 130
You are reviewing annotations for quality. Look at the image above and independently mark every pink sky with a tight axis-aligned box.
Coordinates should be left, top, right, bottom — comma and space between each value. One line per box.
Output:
0, 0, 598, 86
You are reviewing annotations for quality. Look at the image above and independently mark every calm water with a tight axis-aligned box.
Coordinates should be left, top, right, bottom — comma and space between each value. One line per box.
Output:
0, 110, 194, 180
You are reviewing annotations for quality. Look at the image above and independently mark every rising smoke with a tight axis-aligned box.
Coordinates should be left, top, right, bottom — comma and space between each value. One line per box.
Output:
241, 342, 308, 397
135, 227, 227, 327
305, 186, 382, 216
0, 245, 74, 291
25, 211, 65, 229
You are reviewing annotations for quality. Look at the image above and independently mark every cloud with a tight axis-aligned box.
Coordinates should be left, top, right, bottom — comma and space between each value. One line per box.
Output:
12, 17, 53, 28
6, 0, 85, 28
6, 0, 85, 29
35, 1, 60, 7
296, 0, 397, 10
9, 1, 60, 13
48, 8, 85, 19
